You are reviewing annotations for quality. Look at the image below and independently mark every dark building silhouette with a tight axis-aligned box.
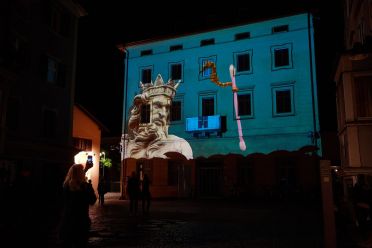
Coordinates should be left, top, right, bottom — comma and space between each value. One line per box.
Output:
0, 0, 86, 244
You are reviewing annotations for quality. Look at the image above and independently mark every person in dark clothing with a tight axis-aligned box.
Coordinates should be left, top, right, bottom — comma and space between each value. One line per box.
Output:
97, 179, 106, 206
126, 171, 140, 215
142, 173, 151, 214
352, 174, 371, 233
59, 164, 97, 248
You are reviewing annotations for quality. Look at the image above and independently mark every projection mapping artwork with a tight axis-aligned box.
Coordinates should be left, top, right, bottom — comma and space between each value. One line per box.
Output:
125, 75, 193, 159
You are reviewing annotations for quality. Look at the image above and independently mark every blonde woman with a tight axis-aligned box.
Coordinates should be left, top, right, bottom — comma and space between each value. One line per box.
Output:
59, 164, 97, 248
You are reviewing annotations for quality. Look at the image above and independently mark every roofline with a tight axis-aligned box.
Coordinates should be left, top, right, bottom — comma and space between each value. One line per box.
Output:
117, 10, 313, 50
75, 103, 110, 133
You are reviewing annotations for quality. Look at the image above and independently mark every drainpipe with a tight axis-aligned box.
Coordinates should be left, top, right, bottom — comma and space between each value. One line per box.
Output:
307, 13, 319, 151
120, 48, 129, 199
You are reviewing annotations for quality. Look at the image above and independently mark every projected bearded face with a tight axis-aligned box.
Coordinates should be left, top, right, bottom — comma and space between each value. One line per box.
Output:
151, 94, 171, 132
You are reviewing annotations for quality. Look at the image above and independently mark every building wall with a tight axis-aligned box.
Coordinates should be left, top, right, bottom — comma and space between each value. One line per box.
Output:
73, 106, 102, 193
123, 13, 320, 158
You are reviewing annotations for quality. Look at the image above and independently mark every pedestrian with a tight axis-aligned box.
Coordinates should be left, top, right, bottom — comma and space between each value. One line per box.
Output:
126, 171, 140, 216
97, 179, 106, 206
142, 173, 151, 214
352, 174, 371, 235
59, 164, 97, 248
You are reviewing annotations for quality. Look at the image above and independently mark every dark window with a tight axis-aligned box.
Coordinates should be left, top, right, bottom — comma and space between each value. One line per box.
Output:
171, 101, 181, 121
237, 54, 250, 72
238, 94, 251, 116
274, 48, 289, 67
141, 69, 152, 84
6, 97, 20, 131
140, 104, 150, 123
235, 32, 250, 40
272, 25, 289, 33
171, 64, 182, 80
355, 76, 372, 117
202, 97, 214, 116
140, 49, 153, 56
43, 109, 57, 138
47, 57, 58, 83
50, 6, 70, 37
276, 90, 291, 114
200, 38, 215, 46
73, 137, 92, 151
170, 45, 183, 51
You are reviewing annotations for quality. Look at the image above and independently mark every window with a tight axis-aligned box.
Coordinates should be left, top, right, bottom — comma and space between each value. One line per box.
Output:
355, 75, 372, 118
202, 97, 214, 116
235, 32, 250, 40
170, 44, 183, 51
43, 109, 57, 138
140, 66, 152, 84
169, 62, 183, 81
171, 100, 182, 122
140, 49, 153, 56
275, 49, 289, 67
73, 137, 92, 151
272, 25, 289, 33
237, 91, 253, 117
199, 56, 217, 80
49, 5, 70, 37
46, 56, 66, 86
140, 104, 150, 124
234, 50, 252, 74
271, 43, 293, 70
200, 38, 215, 46
272, 85, 295, 116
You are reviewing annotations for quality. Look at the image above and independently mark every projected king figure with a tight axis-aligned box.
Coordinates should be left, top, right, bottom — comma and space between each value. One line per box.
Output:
126, 74, 193, 159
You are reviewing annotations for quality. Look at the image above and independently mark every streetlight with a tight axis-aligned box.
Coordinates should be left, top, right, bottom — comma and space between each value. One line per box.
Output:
100, 152, 105, 179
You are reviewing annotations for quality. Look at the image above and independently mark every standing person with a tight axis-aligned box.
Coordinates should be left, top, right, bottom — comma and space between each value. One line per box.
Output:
59, 164, 97, 248
142, 173, 151, 215
352, 174, 371, 234
126, 171, 140, 216
97, 179, 106, 206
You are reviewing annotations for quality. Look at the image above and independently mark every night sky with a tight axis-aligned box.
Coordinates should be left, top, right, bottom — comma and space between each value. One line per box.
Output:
75, 0, 344, 137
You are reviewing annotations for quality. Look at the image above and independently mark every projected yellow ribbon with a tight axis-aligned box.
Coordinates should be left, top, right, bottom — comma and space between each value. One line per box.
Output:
202, 62, 246, 151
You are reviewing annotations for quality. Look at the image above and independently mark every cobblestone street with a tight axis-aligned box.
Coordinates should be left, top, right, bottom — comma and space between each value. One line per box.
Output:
82, 193, 323, 248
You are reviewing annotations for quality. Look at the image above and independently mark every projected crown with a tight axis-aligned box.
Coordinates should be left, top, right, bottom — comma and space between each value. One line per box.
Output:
140, 74, 180, 99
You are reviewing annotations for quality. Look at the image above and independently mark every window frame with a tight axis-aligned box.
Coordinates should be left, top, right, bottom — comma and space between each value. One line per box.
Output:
139, 65, 153, 85
199, 55, 217, 81
236, 89, 254, 119
271, 43, 293, 71
168, 61, 184, 82
170, 95, 184, 124
198, 92, 217, 117
272, 84, 295, 117
234, 50, 253, 75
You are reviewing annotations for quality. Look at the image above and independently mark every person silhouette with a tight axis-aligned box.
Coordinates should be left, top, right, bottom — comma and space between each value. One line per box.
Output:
142, 173, 151, 214
59, 163, 97, 248
127, 171, 140, 216
97, 179, 106, 206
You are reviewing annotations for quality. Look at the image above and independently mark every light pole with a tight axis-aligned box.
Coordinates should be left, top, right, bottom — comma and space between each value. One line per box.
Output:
100, 152, 105, 179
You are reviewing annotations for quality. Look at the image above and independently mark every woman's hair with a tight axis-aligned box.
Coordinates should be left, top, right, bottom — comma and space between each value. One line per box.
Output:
63, 163, 87, 191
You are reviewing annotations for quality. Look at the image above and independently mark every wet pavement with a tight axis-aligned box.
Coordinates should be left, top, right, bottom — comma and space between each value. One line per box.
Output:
50, 193, 324, 248
3, 192, 371, 247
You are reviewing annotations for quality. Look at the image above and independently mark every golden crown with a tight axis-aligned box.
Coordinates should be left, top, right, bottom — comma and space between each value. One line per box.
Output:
140, 74, 180, 99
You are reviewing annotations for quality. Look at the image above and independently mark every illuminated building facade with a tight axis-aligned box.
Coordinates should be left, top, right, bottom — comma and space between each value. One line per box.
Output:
120, 13, 321, 198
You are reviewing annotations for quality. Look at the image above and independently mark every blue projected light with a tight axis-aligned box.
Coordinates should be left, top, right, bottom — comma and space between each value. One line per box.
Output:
186, 115, 221, 132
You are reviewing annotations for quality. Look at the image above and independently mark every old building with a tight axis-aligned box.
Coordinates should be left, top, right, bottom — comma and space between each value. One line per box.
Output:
334, 0, 372, 199
120, 12, 322, 199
